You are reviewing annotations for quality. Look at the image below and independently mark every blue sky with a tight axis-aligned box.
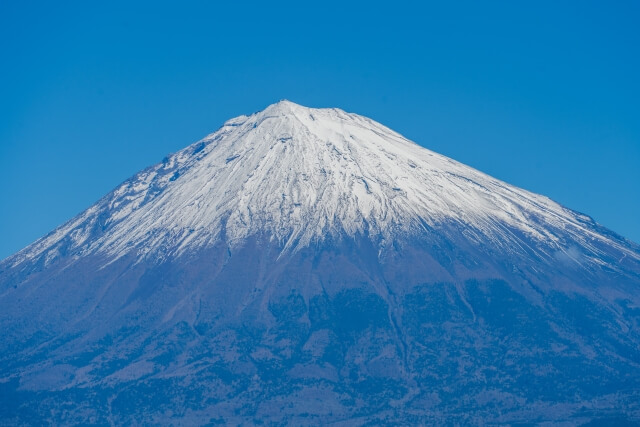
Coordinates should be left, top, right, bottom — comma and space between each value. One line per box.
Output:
1, 1, 638, 259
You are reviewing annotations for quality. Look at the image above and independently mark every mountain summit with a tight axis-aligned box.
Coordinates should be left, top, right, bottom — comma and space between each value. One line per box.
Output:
7, 100, 636, 269
1, 101, 639, 424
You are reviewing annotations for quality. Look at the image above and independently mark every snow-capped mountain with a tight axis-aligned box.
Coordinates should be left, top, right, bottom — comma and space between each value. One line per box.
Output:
1, 101, 639, 424
7, 101, 636, 267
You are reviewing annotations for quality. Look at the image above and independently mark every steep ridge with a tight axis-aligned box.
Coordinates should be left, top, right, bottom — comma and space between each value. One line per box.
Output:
1, 101, 639, 424
5, 100, 638, 268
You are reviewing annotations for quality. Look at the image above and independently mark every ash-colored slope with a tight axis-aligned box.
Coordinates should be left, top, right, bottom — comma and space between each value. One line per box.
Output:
5, 100, 638, 268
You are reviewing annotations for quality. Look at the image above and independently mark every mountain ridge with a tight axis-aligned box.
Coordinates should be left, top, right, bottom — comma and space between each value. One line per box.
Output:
1, 101, 639, 424
5, 100, 638, 272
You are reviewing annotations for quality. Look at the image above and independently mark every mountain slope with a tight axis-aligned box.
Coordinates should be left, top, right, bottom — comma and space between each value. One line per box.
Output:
1, 101, 639, 425
6, 101, 637, 268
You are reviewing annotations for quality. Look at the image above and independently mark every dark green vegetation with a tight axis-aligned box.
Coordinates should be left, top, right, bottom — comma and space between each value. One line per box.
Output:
2, 278, 639, 425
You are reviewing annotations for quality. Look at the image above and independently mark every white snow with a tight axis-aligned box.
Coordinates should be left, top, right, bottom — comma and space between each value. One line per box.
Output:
7, 100, 638, 266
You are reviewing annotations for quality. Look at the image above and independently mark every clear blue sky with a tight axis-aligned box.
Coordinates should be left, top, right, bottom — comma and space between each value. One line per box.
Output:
1, 1, 639, 259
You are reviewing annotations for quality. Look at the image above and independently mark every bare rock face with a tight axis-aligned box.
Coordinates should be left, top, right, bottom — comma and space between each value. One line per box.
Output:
1, 101, 639, 424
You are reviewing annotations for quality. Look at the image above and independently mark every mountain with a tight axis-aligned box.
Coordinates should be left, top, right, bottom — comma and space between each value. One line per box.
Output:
1, 100, 639, 425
